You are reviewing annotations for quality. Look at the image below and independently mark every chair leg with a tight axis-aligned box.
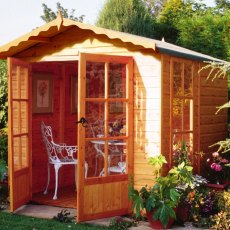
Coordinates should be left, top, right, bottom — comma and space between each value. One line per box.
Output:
85, 162, 88, 178
99, 168, 105, 177
53, 164, 61, 200
43, 163, 50, 195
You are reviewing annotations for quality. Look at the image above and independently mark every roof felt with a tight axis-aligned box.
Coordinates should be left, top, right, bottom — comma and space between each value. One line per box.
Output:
0, 14, 222, 62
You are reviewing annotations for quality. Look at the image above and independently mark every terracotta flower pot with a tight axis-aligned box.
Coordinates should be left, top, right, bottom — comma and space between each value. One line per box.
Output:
146, 210, 175, 229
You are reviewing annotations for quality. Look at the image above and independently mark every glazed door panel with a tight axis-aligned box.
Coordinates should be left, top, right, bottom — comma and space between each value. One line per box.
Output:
8, 58, 31, 211
77, 53, 133, 221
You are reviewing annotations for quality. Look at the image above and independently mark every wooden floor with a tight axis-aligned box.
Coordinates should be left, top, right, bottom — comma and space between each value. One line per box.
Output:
32, 185, 77, 209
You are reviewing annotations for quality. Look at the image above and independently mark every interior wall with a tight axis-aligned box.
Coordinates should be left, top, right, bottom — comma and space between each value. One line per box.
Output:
31, 62, 78, 194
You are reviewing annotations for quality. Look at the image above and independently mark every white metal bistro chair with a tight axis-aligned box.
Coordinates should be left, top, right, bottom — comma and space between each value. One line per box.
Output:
89, 118, 125, 176
41, 121, 88, 200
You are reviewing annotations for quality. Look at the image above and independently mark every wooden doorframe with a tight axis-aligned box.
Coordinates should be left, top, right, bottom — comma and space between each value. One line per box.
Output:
77, 53, 134, 222
8, 57, 32, 211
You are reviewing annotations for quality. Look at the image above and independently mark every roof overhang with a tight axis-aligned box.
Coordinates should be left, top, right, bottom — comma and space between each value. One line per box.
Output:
0, 13, 156, 59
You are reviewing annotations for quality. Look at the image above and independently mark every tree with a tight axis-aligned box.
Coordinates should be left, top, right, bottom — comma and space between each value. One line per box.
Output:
215, 0, 230, 9
155, 0, 207, 44
143, 0, 167, 17
41, 2, 85, 23
96, 0, 157, 38
176, 8, 230, 60
0, 60, 7, 129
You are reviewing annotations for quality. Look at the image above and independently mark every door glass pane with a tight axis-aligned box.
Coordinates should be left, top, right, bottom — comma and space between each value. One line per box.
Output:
21, 102, 28, 133
85, 101, 105, 178
173, 62, 182, 96
85, 101, 105, 138
20, 67, 28, 99
12, 66, 19, 99
86, 62, 105, 98
109, 63, 126, 98
106, 139, 127, 175
85, 140, 105, 178
184, 64, 192, 96
183, 99, 193, 131
12, 101, 19, 135
21, 136, 28, 168
108, 102, 126, 137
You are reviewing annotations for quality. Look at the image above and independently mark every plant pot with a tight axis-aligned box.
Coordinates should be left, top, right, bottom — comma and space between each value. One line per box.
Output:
176, 204, 190, 222
146, 210, 175, 229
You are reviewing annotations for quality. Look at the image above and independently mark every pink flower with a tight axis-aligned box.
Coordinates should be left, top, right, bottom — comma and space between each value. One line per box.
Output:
221, 158, 229, 164
207, 158, 210, 162
212, 152, 219, 158
210, 163, 217, 169
214, 164, 222, 172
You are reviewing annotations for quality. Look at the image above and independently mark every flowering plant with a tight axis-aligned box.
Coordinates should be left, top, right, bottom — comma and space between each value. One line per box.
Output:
206, 151, 230, 183
173, 141, 191, 167
108, 118, 124, 136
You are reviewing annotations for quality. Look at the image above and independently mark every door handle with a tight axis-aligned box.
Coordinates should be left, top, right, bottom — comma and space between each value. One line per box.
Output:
76, 117, 88, 127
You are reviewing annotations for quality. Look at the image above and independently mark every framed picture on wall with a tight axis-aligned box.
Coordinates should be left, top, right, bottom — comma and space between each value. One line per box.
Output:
71, 75, 78, 113
32, 73, 53, 113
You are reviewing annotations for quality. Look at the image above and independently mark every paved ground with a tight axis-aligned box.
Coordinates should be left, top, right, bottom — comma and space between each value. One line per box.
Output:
13, 204, 200, 229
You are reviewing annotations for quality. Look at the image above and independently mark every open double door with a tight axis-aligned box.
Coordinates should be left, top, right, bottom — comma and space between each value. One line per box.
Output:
8, 53, 133, 221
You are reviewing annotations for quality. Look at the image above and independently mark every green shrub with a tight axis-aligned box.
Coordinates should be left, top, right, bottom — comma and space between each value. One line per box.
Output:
0, 128, 7, 164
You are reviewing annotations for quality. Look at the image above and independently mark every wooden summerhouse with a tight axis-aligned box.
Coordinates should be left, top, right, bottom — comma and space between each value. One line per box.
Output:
0, 14, 227, 222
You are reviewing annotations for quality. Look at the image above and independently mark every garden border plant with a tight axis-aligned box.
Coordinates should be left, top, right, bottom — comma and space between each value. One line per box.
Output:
128, 154, 194, 229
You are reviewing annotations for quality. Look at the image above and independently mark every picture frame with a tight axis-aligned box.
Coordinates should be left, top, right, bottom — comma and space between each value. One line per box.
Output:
32, 73, 53, 113
109, 102, 124, 113
71, 75, 78, 113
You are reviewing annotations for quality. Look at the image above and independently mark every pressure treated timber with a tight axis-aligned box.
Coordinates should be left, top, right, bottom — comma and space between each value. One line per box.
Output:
2, 17, 228, 222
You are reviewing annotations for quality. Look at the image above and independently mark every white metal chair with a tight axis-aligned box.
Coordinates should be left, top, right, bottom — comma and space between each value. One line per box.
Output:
41, 121, 88, 200
89, 119, 124, 176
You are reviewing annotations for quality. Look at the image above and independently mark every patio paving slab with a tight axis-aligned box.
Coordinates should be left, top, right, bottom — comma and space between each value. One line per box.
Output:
12, 204, 203, 229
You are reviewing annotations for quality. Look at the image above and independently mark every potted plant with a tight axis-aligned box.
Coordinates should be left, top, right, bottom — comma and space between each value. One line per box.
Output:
128, 155, 193, 229
205, 151, 230, 189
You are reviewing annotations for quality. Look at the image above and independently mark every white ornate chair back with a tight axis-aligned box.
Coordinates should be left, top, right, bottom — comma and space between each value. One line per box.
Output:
41, 121, 61, 163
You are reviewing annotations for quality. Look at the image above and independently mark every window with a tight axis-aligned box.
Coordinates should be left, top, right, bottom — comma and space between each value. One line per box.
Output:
171, 60, 193, 162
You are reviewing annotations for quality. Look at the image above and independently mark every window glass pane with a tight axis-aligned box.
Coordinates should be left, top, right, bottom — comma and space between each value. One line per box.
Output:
173, 62, 182, 96
183, 99, 193, 131
184, 63, 193, 96
108, 63, 126, 98
182, 133, 193, 155
172, 98, 182, 132
172, 133, 182, 145
86, 62, 105, 98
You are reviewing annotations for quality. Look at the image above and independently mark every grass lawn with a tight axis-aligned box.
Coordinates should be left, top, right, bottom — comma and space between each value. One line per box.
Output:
0, 211, 110, 230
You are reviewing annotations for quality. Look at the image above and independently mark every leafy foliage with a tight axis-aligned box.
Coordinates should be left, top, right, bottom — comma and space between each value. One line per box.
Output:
177, 8, 230, 60
96, 0, 157, 38
41, 2, 85, 23
109, 217, 136, 230
53, 209, 74, 223
0, 60, 7, 129
129, 155, 194, 228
